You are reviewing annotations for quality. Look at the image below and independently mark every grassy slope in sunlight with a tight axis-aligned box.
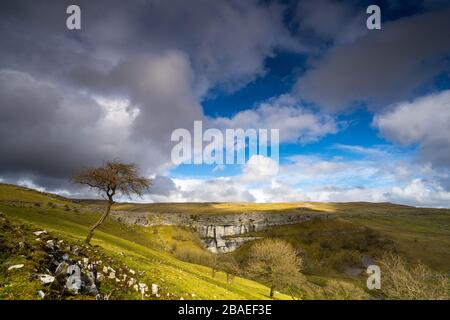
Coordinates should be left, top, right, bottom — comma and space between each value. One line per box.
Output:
0, 184, 290, 300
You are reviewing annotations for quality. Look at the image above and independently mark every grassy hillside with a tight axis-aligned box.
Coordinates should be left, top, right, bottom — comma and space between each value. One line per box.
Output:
1, 183, 449, 300
0, 184, 290, 300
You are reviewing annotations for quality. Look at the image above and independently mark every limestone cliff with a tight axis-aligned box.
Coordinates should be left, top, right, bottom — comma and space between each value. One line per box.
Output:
112, 210, 328, 253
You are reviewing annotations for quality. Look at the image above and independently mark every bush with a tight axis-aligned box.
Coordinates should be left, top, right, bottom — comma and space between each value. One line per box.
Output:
47, 202, 56, 209
246, 239, 303, 298
329, 250, 361, 272
172, 229, 189, 241
173, 246, 212, 266
319, 239, 335, 250
301, 232, 313, 245
377, 252, 449, 300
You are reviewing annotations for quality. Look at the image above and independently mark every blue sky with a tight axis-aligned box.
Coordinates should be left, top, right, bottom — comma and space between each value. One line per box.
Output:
170, 37, 424, 182
165, 1, 450, 206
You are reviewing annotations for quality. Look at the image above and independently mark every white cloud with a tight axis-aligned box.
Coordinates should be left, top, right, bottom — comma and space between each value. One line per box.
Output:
389, 179, 450, 207
374, 90, 450, 167
240, 155, 279, 183
277, 155, 380, 187
174, 178, 255, 202
254, 177, 450, 208
250, 180, 309, 203
212, 94, 339, 144
15, 179, 46, 193
159, 147, 450, 207
127, 144, 449, 207
333, 144, 388, 157
28, 139, 449, 207
301, 186, 387, 203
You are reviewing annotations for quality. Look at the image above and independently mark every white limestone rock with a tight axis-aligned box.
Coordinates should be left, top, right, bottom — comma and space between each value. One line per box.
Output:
37, 274, 55, 284
7, 264, 24, 271
151, 283, 158, 295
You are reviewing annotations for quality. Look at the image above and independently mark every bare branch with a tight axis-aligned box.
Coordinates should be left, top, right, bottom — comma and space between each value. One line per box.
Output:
71, 161, 151, 202
71, 161, 151, 244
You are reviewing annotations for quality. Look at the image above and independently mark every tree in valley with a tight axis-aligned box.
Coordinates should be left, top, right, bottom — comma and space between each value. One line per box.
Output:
207, 253, 240, 282
246, 238, 303, 298
71, 161, 151, 244
209, 253, 220, 278
219, 254, 240, 283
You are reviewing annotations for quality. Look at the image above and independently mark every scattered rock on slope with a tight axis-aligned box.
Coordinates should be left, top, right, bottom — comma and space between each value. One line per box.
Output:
0, 213, 153, 300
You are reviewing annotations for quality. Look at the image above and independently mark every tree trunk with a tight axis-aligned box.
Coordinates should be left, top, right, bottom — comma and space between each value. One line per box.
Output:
269, 286, 274, 298
288, 288, 297, 300
85, 199, 113, 244
226, 273, 229, 283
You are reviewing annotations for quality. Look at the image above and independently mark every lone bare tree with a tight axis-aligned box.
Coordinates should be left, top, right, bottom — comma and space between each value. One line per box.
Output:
71, 161, 151, 244
246, 238, 302, 298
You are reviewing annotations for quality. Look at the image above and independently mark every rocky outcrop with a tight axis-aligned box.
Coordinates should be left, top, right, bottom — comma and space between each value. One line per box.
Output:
112, 210, 329, 253
0, 212, 153, 300
202, 236, 261, 253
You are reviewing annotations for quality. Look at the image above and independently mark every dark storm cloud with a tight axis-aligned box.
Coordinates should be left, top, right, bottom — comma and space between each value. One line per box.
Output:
293, 0, 367, 46
0, 70, 107, 177
0, 0, 300, 93
148, 175, 178, 196
0, 0, 300, 191
294, 7, 450, 113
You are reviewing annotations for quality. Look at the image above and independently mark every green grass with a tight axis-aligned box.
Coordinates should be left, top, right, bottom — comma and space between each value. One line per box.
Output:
233, 218, 392, 278
234, 213, 450, 275
1, 183, 449, 300
0, 184, 290, 300
108, 200, 448, 216
348, 213, 450, 272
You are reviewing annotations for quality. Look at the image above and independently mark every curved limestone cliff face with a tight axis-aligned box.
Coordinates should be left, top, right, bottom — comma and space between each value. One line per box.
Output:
112, 210, 328, 253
